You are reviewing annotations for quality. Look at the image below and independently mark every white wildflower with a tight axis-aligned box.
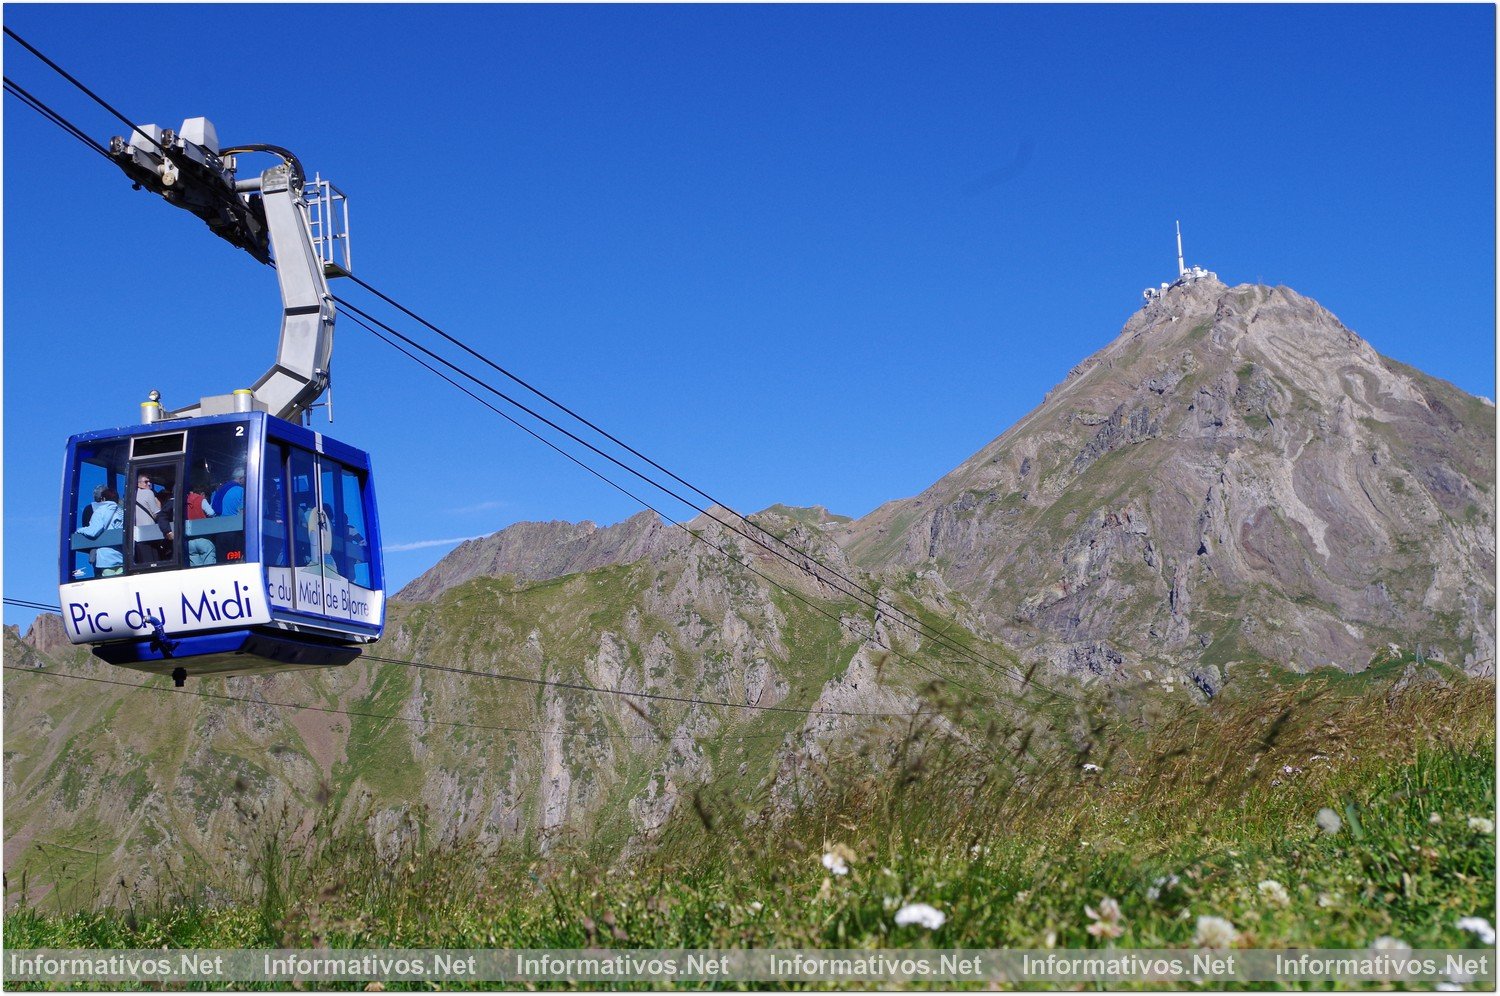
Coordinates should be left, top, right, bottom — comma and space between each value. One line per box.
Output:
1456, 916, 1496, 945
821, 842, 854, 876
1014, 889, 1031, 904
1430, 813, 1443, 826
1316, 807, 1343, 835
1317, 892, 1339, 908
893, 902, 946, 930
1257, 879, 1290, 907
881, 894, 900, 912
1085, 897, 1126, 939
1086, 920, 1125, 941
1146, 874, 1179, 902
1370, 936, 1410, 953
1193, 915, 1240, 948
1467, 816, 1494, 834
748, 901, 762, 913
1082, 763, 1101, 773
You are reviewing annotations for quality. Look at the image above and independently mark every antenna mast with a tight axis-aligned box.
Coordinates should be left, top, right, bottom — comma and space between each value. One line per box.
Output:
1142, 221, 1217, 307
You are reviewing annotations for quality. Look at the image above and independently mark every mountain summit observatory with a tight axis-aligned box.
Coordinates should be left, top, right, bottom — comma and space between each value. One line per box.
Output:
1142, 222, 1217, 305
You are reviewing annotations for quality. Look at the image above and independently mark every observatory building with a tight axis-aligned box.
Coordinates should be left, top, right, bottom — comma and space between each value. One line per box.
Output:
1142, 222, 1217, 306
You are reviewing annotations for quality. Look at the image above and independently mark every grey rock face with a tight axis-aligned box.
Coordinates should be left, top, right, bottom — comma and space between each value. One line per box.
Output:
20, 614, 73, 661
840, 279, 1496, 678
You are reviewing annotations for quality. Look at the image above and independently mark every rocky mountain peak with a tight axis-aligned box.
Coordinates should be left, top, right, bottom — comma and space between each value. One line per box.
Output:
20, 612, 72, 658
398, 509, 672, 601
840, 279, 1494, 679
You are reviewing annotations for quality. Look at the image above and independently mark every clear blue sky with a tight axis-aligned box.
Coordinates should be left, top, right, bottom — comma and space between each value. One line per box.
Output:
4, 4, 1495, 630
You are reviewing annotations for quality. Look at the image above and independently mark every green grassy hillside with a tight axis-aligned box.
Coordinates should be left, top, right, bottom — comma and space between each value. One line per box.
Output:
3, 535, 1046, 912
9, 665, 1492, 984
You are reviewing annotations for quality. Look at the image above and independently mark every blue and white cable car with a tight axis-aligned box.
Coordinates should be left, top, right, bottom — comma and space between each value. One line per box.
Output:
56, 117, 384, 684
59, 412, 384, 682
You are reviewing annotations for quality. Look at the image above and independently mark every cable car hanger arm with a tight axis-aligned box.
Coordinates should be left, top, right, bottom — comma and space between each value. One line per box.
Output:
109, 117, 340, 425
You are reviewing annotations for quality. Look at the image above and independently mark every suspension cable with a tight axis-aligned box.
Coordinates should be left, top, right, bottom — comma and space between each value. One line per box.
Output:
4, 597, 951, 721
3, 27, 172, 157
340, 296, 1060, 701
3, 76, 111, 160
0, 664, 816, 744
343, 310, 1000, 703
339, 282, 1042, 692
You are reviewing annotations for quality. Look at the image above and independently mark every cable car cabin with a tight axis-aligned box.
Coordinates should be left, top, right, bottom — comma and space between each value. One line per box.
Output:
57, 412, 384, 684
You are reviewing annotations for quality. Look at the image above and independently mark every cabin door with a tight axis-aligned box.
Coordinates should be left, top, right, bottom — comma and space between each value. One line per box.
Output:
125, 458, 183, 571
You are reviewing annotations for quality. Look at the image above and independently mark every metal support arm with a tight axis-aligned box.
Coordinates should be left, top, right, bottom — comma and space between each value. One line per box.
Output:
110, 118, 341, 424
244, 164, 336, 422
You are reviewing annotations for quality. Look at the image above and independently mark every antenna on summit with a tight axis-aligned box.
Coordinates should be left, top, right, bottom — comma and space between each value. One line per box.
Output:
1143, 222, 1217, 307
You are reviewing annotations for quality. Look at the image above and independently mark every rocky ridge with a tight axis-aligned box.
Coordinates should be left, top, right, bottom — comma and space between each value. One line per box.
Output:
5, 508, 1022, 905
397, 510, 674, 601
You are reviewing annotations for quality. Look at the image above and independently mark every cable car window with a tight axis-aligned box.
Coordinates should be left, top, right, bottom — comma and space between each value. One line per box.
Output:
66, 438, 129, 582
337, 466, 372, 588
190, 424, 248, 565
321, 461, 341, 573
128, 463, 179, 571
131, 432, 186, 459
289, 447, 329, 611
263, 441, 290, 569
263, 440, 295, 613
